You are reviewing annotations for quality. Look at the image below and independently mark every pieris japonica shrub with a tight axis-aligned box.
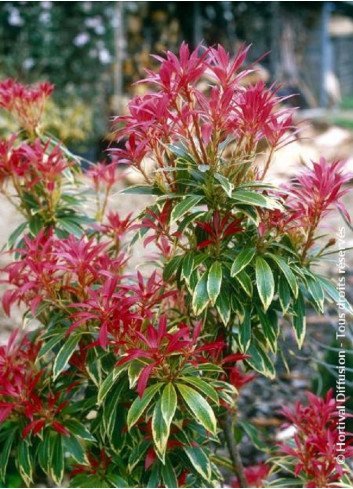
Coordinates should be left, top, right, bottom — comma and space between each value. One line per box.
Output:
0, 44, 352, 488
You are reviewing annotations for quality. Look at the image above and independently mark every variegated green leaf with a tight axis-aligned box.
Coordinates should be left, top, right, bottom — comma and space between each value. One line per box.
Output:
255, 256, 274, 311
177, 383, 217, 434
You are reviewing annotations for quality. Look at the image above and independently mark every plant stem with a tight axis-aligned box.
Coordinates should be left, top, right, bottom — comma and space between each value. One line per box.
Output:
261, 146, 274, 180
220, 411, 248, 488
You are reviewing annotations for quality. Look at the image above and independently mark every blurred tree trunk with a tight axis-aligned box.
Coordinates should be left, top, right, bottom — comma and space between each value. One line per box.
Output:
113, 2, 124, 114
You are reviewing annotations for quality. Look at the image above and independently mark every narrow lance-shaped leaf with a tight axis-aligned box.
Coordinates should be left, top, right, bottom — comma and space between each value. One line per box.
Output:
176, 383, 217, 434
279, 275, 291, 314
64, 436, 87, 465
97, 364, 128, 404
216, 291, 231, 325
161, 458, 178, 489
255, 256, 274, 311
239, 307, 251, 352
184, 446, 212, 481
182, 253, 195, 283
103, 381, 126, 440
235, 270, 253, 297
192, 271, 209, 315
231, 248, 255, 277
17, 440, 33, 487
127, 383, 163, 430
306, 275, 324, 313
50, 433, 64, 486
53, 334, 81, 380
232, 190, 283, 210
0, 431, 15, 482
152, 399, 169, 461
170, 195, 202, 223
65, 420, 96, 442
207, 261, 222, 305
214, 172, 234, 197
292, 290, 306, 348
161, 383, 177, 427
317, 275, 353, 314
180, 377, 219, 404
266, 253, 298, 298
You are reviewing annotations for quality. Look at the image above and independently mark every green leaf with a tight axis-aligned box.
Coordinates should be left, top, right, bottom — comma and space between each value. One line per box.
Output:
257, 308, 279, 353
106, 475, 129, 488
214, 173, 234, 197
182, 253, 195, 283
17, 439, 33, 486
147, 464, 160, 488
170, 195, 202, 223
128, 441, 149, 473
163, 255, 183, 281
235, 270, 253, 297
192, 272, 209, 315
86, 347, 102, 387
246, 342, 275, 379
50, 434, 64, 485
267, 253, 298, 298
0, 430, 15, 482
177, 210, 204, 233
38, 331, 65, 359
215, 291, 231, 325
232, 190, 282, 210
184, 446, 211, 481
177, 383, 217, 434
128, 361, 144, 389
53, 334, 81, 380
234, 204, 260, 226
6, 222, 28, 250
168, 142, 188, 159
121, 185, 163, 195
231, 248, 255, 277
152, 399, 169, 461
64, 436, 87, 465
207, 261, 222, 305
97, 364, 127, 404
292, 290, 306, 348
65, 420, 96, 442
306, 275, 324, 313
278, 275, 291, 314
238, 421, 267, 451
255, 256, 274, 311
161, 458, 178, 489
239, 308, 251, 352
70, 474, 110, 488
127, 383, 163, 430
180, 377, 219, 404
57, 218, 84, 237
161, 383, 177, 428
38, 429, 51, 475
316, 275, 353, 314
103, 380, 125, 441
29, 213, 44, 235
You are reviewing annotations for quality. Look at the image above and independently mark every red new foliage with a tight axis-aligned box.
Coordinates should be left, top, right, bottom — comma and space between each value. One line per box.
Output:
0, 330, 68, 438
231, 463, 270, 488
117, 316, 225, 397
86, 160, 120, 192
196, 211, 243, 250
0, 43, 352, 488
0, 137, 73, 190
112, 43, 295, 180
288, 158, 352, 226
0, 78, 53, 131
1, 229, 128, 316
278, 390, 353, 487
